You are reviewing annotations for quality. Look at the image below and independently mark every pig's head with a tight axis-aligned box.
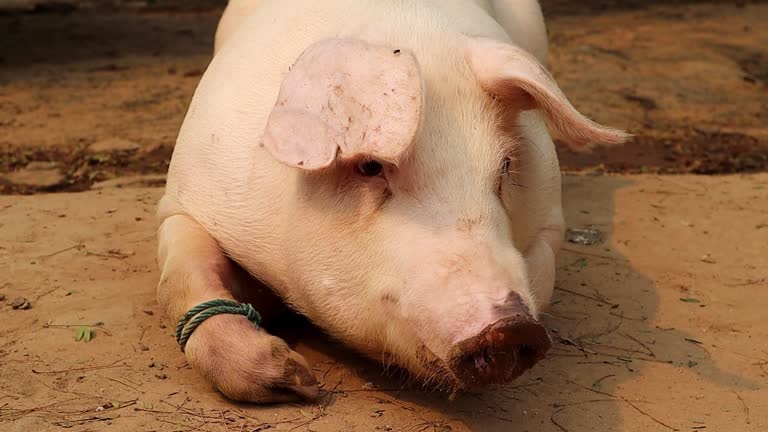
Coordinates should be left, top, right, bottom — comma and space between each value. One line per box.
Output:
259, 37, 627, 392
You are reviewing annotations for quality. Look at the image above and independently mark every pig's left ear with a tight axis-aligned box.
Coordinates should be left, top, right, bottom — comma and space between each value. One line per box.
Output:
466, 37, 629, 149
261, 39, 422, 169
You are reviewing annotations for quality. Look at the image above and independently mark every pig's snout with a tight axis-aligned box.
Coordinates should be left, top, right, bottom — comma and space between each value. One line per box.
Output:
448, 311, 551, 388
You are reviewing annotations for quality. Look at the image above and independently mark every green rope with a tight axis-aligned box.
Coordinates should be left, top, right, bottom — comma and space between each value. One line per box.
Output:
175, 299, 261, 352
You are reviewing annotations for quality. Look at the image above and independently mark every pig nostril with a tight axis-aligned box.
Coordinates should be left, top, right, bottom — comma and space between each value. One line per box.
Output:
473, 351, 489, 371
519, 344, 536, 361
450, 317, 552, 387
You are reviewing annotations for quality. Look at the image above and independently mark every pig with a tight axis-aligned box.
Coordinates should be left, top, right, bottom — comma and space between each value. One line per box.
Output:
156, 0, 627, 403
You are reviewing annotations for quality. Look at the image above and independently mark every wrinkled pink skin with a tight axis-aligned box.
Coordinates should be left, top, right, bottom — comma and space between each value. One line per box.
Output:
156, 0, 627, 402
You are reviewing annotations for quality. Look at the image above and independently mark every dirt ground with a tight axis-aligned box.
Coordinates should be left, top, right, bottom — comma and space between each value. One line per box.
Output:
1, 1, 767, 431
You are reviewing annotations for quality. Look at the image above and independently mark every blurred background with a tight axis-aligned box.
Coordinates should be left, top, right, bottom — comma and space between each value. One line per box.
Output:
0, 0, 766, 193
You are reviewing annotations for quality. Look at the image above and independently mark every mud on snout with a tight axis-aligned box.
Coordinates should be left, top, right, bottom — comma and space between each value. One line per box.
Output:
407, 311, 552, 395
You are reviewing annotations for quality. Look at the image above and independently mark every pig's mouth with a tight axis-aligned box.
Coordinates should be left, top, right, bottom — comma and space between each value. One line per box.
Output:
446, 316, 551, 389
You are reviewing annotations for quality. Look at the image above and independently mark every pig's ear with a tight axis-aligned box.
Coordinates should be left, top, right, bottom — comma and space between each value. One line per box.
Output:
466, 37, 629, 149
261, 39, 422, 169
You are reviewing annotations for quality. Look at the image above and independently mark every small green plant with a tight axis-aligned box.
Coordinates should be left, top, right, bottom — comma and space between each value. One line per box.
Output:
75, 326, 93, 342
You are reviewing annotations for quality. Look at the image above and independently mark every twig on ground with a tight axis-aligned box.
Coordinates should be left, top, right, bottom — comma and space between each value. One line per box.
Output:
0, 390, 20, 400
725, 278, 766, 287
591, 374, 615, 389
574, 314, 624, 341
37, 244, 83, 259
249, 416, 303, 431
754, 361, 768, 377
155, 418, 206, 432
609, 311, 646, 321
366, 394, 417, 412
33, 286, 61, 301
566, 379, 678, 430
583, 342, 646, 357
408, 419, 454, 432
83, 248, 134, 260
556, 287, 618, 307
32, 358, 124, 374
576, 360, 624, 366
621, 332, 656, 358
550, 408, 572, 432
32, 377, 103, 400
733, 391, 751, 425
556, 338, 671, 364
549, 398, 617, 430
98, 374, 144, 394
552, 399, 615, 409
287, 411, 326, 432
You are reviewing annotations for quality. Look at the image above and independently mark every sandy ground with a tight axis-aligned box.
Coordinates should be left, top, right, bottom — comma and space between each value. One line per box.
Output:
1, 1, 767, 431
2, 174, 767, 431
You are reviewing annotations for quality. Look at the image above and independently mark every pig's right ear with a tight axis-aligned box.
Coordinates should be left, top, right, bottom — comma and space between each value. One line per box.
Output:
465, 37, 629, 150
261, 39, 423, 170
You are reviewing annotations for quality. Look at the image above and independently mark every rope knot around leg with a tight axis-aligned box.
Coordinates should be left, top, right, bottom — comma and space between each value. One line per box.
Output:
175, 299, 262, 352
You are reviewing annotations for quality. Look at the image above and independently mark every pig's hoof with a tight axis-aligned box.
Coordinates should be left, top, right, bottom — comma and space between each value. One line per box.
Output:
183, 313, 319, 403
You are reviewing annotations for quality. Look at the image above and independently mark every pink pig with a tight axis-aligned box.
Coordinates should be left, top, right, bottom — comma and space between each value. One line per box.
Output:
156, 0, 627, 402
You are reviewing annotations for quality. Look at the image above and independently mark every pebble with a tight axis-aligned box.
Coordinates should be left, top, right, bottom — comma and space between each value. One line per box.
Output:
10, 297, 31, 310
566, 227, 604, 245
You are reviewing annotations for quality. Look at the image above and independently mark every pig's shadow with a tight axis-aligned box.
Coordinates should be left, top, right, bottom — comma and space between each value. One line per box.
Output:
267, 176, 757, 431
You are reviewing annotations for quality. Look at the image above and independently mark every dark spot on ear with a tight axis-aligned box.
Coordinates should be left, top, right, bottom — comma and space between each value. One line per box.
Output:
381, 292, 399, 305
393, 49, 401, 55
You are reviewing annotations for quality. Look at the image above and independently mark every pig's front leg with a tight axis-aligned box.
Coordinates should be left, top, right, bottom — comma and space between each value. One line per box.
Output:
156, 214, 319, 402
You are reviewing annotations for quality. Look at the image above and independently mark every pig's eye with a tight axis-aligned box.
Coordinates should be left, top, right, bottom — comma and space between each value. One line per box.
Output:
357, 160, 384, 177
